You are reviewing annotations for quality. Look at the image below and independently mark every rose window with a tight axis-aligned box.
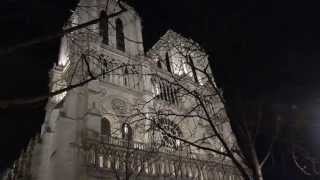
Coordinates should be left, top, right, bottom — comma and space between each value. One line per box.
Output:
157, 118, 182, 149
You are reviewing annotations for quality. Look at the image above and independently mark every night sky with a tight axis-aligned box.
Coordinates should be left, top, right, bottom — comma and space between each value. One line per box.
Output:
1, 0, 320, 179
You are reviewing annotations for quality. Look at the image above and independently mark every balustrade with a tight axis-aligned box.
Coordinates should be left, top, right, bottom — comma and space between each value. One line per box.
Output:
84, 135, 242, 180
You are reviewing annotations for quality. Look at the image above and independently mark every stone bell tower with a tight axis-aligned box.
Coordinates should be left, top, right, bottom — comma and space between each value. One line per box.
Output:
30, 0, 149, 179
4, 1, 244, 180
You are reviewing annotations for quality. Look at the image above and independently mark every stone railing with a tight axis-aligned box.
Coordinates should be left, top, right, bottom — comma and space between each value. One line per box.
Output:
83, 134, 243, 180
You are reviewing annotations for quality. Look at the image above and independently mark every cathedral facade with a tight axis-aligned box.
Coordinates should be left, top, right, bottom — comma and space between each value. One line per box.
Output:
5, 0, 243, 180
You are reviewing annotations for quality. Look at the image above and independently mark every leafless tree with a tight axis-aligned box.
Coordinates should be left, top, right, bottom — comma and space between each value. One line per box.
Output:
119, 31, 286, 180
2, 1, 317, 179
0, 0, 130, 109
285, 107, 320, 177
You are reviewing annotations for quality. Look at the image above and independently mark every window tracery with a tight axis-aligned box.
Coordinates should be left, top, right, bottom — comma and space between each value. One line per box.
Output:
156, 118, 182, 149
151, 77, 178, 105
111, 98, 127, 115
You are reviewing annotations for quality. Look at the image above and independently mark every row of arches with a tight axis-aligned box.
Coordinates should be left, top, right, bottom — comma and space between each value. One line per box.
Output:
86, 148, 242, 180
100, 63, 143, 91
99, 11, 125, 52
122, 65, 142, 90
151, 77, 179, 105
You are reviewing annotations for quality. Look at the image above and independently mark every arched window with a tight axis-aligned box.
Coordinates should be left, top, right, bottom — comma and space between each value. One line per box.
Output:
99, 11, 109, 45
101, 118, 111, 136
157, 118, 182, 149
121, 123, 133, 141
165, 52, 172, 72
188, 55, 199, 83
116, 18, 125, 51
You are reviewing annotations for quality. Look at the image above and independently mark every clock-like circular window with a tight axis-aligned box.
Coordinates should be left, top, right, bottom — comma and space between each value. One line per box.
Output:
157, 118, 182, 149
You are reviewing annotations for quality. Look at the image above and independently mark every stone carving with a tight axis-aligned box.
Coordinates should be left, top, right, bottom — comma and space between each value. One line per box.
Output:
111, 98, 127, 114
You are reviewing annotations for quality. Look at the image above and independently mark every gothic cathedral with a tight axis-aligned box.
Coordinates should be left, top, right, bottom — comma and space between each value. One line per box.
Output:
5, 0, 243, 180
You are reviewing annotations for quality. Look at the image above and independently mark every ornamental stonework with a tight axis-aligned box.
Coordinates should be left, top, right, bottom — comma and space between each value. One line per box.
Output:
111, 98, 127, 114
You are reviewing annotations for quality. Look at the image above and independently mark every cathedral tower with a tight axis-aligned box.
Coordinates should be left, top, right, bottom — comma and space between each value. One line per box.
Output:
4, 1, 243, 180
37, 1, 148, 179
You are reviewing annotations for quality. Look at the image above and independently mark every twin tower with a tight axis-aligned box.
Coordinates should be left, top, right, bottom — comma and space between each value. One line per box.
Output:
4, 0, 242, 180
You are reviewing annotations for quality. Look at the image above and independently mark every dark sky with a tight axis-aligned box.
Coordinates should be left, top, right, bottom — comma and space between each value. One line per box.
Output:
134, 0, 320, 100
1, 0, 320, 179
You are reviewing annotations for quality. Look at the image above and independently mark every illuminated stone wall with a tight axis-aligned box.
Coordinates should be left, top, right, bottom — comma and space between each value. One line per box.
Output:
3, 1, 242, 180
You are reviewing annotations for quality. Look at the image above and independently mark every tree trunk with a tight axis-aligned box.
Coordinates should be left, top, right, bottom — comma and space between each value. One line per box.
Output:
250, 144, 264, 180
253, 164, 264, 180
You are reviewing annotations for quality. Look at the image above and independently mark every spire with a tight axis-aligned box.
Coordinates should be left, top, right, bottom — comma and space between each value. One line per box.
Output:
57, 36, 69, 67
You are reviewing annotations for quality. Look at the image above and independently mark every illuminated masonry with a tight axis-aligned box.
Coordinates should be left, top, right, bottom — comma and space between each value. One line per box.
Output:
5, 0, 243, 180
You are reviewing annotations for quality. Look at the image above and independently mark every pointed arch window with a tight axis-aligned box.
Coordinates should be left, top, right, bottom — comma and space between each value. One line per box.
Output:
165, 52, 172, 73
188, 55, 199, 83
99, 11, 109, 45
121, 123, 133, 141
101, 118, 111, 136
116, 18, 125, 51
